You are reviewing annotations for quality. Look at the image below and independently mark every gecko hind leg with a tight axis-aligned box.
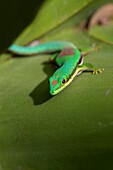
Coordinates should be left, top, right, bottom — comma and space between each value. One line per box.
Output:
49, 52, 59, 63
49, 52, 60, 69
81, 44, 101, 57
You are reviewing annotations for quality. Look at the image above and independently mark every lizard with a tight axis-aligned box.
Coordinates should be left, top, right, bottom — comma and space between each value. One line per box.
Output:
8, 41, 103, 95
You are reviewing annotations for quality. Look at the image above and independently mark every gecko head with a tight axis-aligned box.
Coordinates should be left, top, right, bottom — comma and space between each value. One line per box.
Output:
49, 75, 67, 95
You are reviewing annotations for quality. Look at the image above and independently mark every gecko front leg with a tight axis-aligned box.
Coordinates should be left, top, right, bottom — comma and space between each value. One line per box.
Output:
76, 63, 104, 75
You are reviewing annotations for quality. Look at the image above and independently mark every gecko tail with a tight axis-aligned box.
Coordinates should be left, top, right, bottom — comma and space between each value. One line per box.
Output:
8, 41, 76, 55
8, 44, 38, 55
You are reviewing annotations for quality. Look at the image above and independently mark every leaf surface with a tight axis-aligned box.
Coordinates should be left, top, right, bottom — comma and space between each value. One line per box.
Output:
0, 1, 113, 170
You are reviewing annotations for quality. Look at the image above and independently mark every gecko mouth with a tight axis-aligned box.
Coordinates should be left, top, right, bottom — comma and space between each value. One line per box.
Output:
50, 85, 64, 95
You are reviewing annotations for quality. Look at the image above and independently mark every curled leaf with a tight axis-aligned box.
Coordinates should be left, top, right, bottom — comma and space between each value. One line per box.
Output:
88, 3, 113, 29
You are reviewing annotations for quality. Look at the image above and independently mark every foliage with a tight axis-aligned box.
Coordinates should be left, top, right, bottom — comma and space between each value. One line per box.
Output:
0, 0, 113, 169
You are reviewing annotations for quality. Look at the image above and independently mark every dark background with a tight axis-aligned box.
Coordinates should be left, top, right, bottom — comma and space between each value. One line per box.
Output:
0, 0, 45, 51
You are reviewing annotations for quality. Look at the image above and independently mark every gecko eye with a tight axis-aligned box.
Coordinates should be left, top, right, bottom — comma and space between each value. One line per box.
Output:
62, 79, 66, 84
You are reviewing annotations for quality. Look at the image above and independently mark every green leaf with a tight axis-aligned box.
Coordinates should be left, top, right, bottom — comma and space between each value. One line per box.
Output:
15, 0, 92, 44
89, 22, 113, 45
0, 1, 113, 170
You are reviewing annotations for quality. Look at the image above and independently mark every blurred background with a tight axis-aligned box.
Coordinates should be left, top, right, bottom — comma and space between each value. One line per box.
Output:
0, 0, 45, 51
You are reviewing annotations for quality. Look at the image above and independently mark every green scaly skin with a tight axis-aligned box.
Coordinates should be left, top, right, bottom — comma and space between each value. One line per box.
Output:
8, 41, 103, 95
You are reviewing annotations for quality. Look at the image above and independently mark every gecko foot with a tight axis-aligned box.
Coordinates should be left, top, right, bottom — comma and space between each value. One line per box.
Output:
93, 68, 104, 74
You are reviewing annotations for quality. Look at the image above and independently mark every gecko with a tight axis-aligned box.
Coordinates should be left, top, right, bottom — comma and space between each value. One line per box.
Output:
8, 41, 103, 95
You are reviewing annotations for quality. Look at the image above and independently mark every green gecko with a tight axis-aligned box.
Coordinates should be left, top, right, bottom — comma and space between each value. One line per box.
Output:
8, 41, 103, 95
